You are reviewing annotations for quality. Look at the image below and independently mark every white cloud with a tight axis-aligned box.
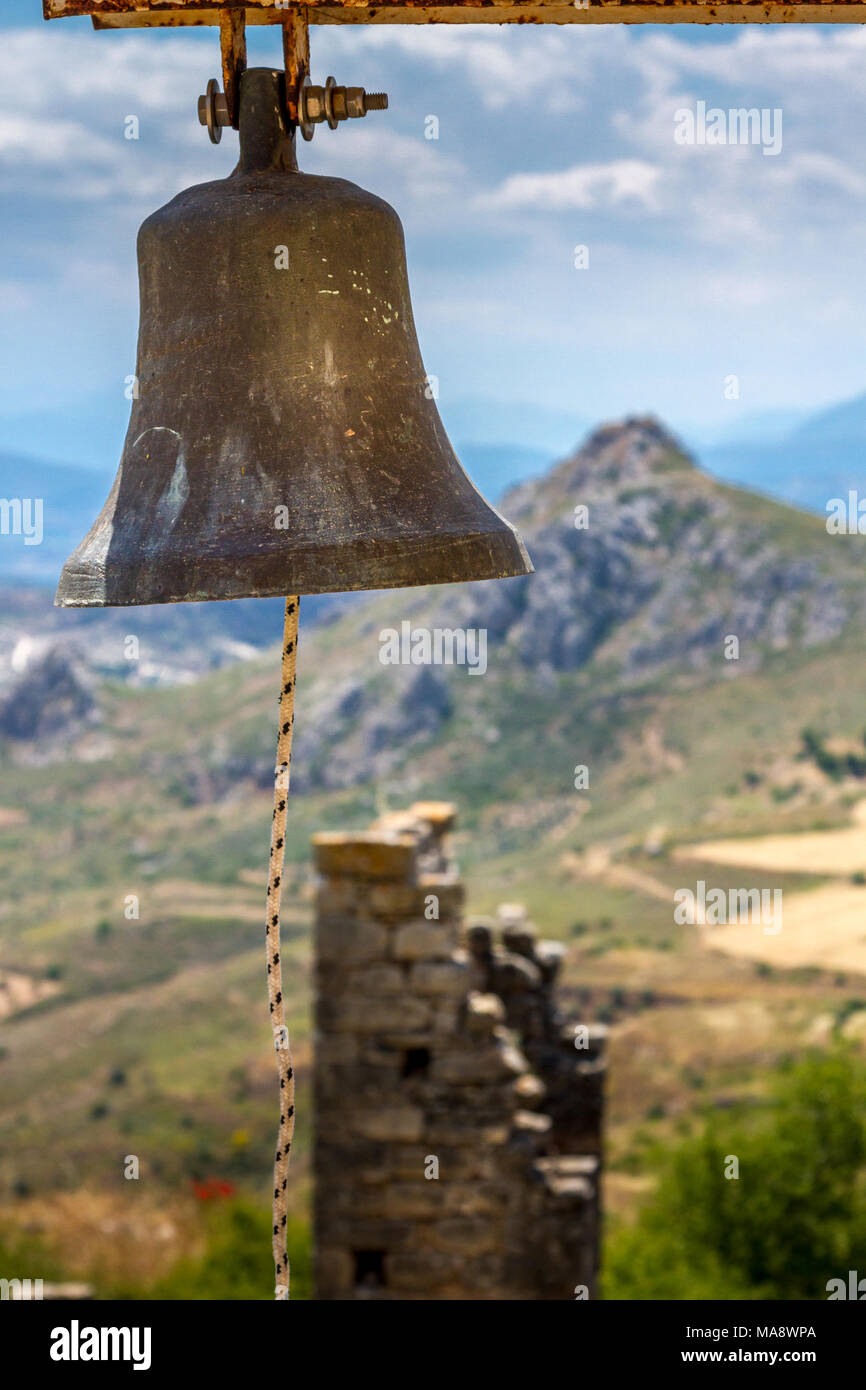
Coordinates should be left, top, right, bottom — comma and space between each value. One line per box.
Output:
323, 26, 602, 113
8, 20, 866, 439
0, 29, 226, 205
482, 159, 662, 213
0, 114, 110, 164
766, 150, 866, 198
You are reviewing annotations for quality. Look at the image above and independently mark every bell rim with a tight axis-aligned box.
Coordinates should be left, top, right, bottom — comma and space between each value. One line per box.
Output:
54, 528, 533, 608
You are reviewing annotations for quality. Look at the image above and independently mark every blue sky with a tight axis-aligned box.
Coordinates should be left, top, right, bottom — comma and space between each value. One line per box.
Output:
3, 11, 866, 475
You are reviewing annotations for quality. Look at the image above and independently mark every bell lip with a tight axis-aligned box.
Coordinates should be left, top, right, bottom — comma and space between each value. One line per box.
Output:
54, 529, 533, 608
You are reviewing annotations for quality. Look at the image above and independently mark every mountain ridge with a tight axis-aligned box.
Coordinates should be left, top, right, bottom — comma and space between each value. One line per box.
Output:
3, 416, 864, 806
3, 414, 866, 1262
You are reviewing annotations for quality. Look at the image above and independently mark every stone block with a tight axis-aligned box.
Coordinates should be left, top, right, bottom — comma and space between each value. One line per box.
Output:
366, 1182, 446, 1220
348, 964, 405, 996
314, 1033, 359, 1066
316, 1140, 387, 1172
350, 1106, 425, 1143
367, 881, 420, 921
416, 872, 464, 918
320, 995, 432, 1034
315, 1246, 354, 1293
386, 1251, 464, 1292
466, 991, 505, 1033
533, 1154, 599, 1200
358, 1167, 391, 1186
506, 1108, 552, 1160
502, 922, 538, 960
424, 1119, 511, 1147
431, 1043, 526, 1086
498, 902, 529, 927
313, 832, 418, 881
512, 1108, 552, 1139
391, 1145, 501, 1183
512, 1071, 546, 1107
383, 1146, 434, 1181
409, 801, 458, 833
375, 810, 426, 837
536, 939, 566, 983
320, 1217, 417, 1254
433, 1002, 461, 1033
317, 1067, 372, 1103
317, 916, 388, 965
443, 1181, 507, 1218
409, 955, 470, 997
357, 1044, 405, 1072
425, 1218, 502, 1258
491, 951, 541, 994
377, 1031, 435, 1050
466, 919, 495, 960
393, 920, 457, 962
315, 877, 366, 916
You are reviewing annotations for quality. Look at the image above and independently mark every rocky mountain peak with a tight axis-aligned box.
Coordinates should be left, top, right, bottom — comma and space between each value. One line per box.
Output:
503, 416, 696, 526
554, 414, 694, 483
441, 414, 853, 681
283, 415, 862, 794
0, 642, 98, 742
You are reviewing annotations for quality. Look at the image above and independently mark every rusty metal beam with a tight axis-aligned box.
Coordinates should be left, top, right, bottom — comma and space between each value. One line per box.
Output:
282, 7, 309, 124
219, 7, 246, 125
43, 0, 866, 28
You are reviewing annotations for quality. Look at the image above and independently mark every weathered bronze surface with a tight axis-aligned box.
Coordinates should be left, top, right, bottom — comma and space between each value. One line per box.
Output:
56, 69, 532, 607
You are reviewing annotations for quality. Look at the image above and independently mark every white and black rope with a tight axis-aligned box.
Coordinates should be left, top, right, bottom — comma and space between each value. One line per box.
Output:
266, 595, 299, 1300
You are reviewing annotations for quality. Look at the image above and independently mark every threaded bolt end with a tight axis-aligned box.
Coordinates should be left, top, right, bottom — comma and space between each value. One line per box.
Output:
363, 93, 388, 112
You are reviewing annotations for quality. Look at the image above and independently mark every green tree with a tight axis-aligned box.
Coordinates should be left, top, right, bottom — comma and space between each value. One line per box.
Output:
605, 1052, 866, 1300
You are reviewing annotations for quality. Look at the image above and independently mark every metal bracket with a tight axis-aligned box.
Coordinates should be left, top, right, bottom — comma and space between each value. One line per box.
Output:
197, 3, 386, 145
199, 74, 387, 145
219, 7, 247, 129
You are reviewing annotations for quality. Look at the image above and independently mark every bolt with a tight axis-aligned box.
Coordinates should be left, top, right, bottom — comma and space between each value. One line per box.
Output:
199, 74, 388, 145
303, 87, 327, 123
299, 78, 388, 140
197, 78, 230, 144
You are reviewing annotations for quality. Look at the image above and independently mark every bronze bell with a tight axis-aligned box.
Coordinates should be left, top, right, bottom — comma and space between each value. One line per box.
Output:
55, 68, 532, 608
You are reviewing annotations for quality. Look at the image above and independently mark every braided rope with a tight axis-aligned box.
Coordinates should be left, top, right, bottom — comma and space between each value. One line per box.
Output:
266, 595, 299, 1300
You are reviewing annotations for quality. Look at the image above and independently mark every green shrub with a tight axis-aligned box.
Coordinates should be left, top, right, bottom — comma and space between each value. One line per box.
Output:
604, 1052, 866, 1300
148, 1199, 312, 1301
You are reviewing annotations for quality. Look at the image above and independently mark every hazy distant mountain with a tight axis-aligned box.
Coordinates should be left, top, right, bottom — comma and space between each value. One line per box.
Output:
699, 390, 866, 514
0, 451, 109, 582
789, 392, 866, 449
0, 455, 352, 685
0, 580, 353, 693
691, 407, 812, 449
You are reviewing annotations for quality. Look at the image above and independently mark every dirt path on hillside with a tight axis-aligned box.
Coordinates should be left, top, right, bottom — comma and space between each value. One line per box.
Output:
674, 800, 866, 876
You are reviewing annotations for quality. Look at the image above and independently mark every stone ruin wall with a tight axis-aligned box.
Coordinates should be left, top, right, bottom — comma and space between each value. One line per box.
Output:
312, 801, 606, 1300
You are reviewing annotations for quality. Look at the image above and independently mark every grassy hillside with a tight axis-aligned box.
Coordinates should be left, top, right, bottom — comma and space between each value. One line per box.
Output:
2, 417, 866, 1297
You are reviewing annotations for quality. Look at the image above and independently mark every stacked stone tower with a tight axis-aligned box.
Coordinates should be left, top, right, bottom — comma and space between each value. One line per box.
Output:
312, 802, 605, 1300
